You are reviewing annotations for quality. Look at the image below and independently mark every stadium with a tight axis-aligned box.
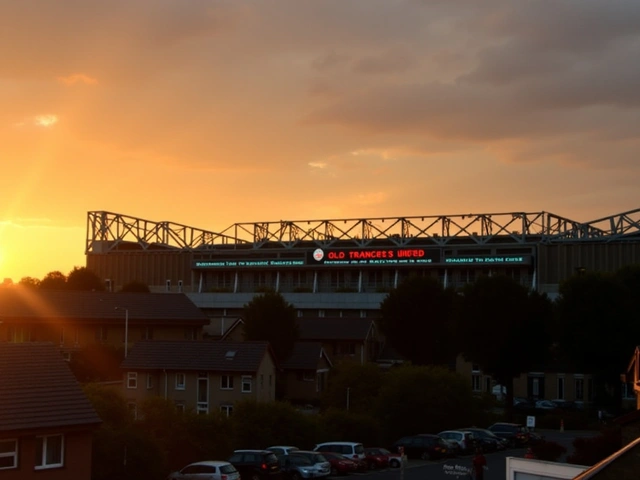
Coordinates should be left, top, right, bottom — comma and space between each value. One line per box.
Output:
85, 208, 640, 318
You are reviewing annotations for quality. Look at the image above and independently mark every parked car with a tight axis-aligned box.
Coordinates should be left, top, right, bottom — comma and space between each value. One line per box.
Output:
438, 430, 476, 454
277, 454, 327, 480
167, 461, 240, 480
228, 450, 282, 480
287, 451, 331, 477
487, 423, 531, 447
267, 446, 300, 456
390, 434, 451, 460
535, 400, 559, 411
318, 452, 358, 476
461, 428, 508, 452
313, 442, 367, 470
363, 447, 402, 469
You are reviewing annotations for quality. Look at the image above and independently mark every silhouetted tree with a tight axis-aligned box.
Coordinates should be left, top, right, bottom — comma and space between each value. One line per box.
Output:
555, 271, 638, 412
18, 276, 41, 288
120, 280, 151, 293
375, 365, 476, 444
39, 270, 67, 290
379, 275, 458, 366
457, 275, 553, 419
66, 266, 105, 291
242, 291, 298, 362
69, 343, 124, 382
320, 363, 384, 414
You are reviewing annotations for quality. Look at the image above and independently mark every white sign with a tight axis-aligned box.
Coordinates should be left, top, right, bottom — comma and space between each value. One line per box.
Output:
527, 415, 536, 428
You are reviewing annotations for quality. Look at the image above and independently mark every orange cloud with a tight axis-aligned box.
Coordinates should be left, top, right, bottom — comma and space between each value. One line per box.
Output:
57, 74, 98, 86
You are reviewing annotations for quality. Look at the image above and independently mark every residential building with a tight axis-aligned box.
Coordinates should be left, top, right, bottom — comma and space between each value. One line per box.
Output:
0, 342, 101, 480
280, 342, 332, 402
297, 318, 380, 365
0, 289, 210, 357
120, 340, 277, 415
456, 356, 595, 404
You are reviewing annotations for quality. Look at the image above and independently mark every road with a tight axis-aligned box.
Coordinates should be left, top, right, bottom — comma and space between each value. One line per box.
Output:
331, 430, 597, 480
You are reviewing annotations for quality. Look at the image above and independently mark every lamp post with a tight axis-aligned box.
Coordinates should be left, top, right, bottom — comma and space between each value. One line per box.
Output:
115, 307, 129, 357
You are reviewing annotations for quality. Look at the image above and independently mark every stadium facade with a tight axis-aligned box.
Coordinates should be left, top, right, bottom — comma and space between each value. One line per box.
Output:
85, 208, 640, 318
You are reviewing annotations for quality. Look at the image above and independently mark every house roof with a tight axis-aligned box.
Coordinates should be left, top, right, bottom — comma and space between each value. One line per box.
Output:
297, 318, 374, 341
0, 289, 209, 325
0, 342, 101, 432
121, 340, 274, 372
280, 342, 332, 370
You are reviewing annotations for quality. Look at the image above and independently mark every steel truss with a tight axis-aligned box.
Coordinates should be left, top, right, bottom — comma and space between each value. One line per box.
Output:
86, 208, 640, 253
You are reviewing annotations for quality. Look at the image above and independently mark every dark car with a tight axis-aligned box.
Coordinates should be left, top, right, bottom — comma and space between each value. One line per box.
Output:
228, 450, 282, 480
461, 428, 508, 452
318, 452, 358, 476
390, 434, 451, 460
364, 447, 403, 469
487, 423, 531, 447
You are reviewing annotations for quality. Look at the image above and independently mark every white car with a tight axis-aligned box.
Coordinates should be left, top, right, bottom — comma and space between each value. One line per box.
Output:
266, 446, 300, 456
167, 461, 240, 480
438, 431, 476, 454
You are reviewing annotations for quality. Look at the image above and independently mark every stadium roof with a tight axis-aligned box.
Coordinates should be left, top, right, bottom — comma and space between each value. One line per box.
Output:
86, 208, 640, 253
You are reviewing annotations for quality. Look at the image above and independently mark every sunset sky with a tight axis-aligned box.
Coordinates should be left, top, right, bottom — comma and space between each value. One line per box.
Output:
2, 0, 640, 282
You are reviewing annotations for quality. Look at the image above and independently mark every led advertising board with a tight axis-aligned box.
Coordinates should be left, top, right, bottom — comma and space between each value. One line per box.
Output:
192, 248, 532, 269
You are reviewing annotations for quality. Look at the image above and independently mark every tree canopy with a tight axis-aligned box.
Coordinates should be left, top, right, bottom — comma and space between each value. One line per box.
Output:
379, 275, 458, 366
242, 291, 298, 362
66, 266, 105, 291
320, 362, 384, 414
555, 269, 640, 410
39, 270, 67, 290
457, 275, 553, 416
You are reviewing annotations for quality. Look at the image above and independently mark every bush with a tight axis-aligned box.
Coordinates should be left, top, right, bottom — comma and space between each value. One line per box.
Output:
318, 409, 382, 446
531, 441, 567, 462
567, 428, 621, 466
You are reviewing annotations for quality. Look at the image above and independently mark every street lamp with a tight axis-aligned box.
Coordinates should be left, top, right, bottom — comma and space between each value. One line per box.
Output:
115, 307, 129, 357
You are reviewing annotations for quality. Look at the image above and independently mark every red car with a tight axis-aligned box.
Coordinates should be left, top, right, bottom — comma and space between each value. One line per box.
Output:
364, 448, 402, 469
318, 452, 359, 476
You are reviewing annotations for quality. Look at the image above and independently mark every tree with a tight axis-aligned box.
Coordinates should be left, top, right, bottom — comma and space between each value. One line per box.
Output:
375, 365, 476, 443
457, 275, 553, 419
18, 276, 40, 288
120, 280, 151, 293
379, 276, 458, 366
320, 363, 384, 414
555, 271, 637, 412
242, 291, 298, 362
39, 270, 67, 290
66, 266, 105, 291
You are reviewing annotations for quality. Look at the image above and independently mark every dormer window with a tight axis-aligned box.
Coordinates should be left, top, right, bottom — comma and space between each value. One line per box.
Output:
225, 350, 236, 360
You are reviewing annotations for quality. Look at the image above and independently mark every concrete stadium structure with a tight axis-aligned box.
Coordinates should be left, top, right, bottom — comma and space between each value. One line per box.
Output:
85, 208, 640, 318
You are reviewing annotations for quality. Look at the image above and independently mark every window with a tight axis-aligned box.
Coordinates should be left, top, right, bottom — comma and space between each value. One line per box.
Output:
318, 309, 325, 318
221, 405, 234, 417
532, 378, 540, 396
221, 375, 234, 390
360, 310, 367, 318
175, 403, 185, 413
176, 373, 186, 390
303, 372, 315, 382
471, 364, 480, 373
0, 439, 17, 470
471, 374, 481, 392
575, 378, 585, 400
241, 376, 252, 393
35, 434, 64, 469
336, 343, 356, 355
147, 374, 154, 389
557, 376, 565, 400
184, 327, 197, 340
127, 372, 138, 389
